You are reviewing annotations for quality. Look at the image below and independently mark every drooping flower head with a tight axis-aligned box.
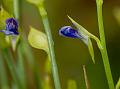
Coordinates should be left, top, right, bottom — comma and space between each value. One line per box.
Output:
59, 26, 82, 39
59, 16, 103, 63
0, 18, 19, 35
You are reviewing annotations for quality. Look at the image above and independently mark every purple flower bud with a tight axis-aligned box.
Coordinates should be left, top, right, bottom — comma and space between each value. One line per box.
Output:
59, 26, 82, 38
0, 18, 19, 35
6, 18, 19, 35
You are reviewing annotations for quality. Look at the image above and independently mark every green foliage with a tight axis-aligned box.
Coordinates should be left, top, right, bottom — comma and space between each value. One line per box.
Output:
116, 78, 120, 89
96, 0, 114, 88
27, 0, 62, 89
28, 27, 49, 53
68, 16, 100, 63
1, 0, 13, 14
0, 7, 12, 48
88, 38, 95, 63
0, 7, 20, 50
26, 0, 44, 6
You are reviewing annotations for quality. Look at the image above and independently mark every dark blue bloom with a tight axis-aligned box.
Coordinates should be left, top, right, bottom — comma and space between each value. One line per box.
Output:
0, 18, 19, 35
59, 26, 82, 38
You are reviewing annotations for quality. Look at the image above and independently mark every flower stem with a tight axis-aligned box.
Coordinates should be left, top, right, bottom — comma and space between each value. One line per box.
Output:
13, 0, 20, 20
13, 0, 27, 89
2, 48, 21, 89
38, 3, 61, 89
96, 0, 114, 89
16, 43, 27, 89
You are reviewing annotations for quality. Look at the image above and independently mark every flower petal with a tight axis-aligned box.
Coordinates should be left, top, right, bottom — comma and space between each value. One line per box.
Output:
59, 26, 82, 38
6, 18, 19, 35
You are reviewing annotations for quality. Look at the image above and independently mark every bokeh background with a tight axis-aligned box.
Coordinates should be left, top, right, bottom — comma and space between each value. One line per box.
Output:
1, 0, 120, 89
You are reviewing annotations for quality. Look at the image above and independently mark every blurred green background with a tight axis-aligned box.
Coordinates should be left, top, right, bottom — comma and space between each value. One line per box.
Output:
1, 0, 120, 89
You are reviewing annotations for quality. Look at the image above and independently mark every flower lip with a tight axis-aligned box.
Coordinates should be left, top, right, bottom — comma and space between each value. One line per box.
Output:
59, 26, 82, 38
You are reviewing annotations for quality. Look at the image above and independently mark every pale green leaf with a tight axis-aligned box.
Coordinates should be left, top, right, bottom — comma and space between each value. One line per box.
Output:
0, 7, 12, 48
116, 78, 120, 89
28, 27, 48, 52
67, 80, 77, 89
26, 0, 44, 6
88, 38, 95, 63
1, 0, 13, 14
0, 7, 12, 29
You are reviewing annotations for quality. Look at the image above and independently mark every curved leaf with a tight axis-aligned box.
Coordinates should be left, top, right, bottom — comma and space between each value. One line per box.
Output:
88, 38, 95, 63
28, 27, 48, 52
26, 0, 44, 6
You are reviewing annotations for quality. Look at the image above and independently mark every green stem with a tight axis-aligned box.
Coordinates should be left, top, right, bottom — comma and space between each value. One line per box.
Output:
13, 0, 20, 20
22, 37, 42, 89
13, 0, 27, 88
16, 43, 27, 89
96, 0, 114, 89
2, 48, 21, 89
38, 4, 61, 89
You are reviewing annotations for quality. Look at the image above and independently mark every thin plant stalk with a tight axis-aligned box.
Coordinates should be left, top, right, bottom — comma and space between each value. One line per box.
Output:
16, 43, 27, 89
38, 4, 61, 89
13, 0, 27, 89
13, 0, 20, 20
96, 0, 114, 89
14, 0, 43, 88
2, 48, 21, 89
22, 37, 42, 89
83, 65, 90, 89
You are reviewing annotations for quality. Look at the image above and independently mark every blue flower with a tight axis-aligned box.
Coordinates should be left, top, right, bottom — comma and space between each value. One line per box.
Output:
59, 26, 82, 39
0, 18, 19, 35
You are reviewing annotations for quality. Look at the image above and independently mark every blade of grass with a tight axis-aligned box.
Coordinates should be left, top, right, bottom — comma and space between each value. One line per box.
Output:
96, 0, 114, 89
2, 48, 21, 89
83, 65, 90, 89
13, 0, 27, 89
21, 37, 43, 89
116, 78, 120, 89
38, 2, 61, 89
16, 42, 27, 89
13, 0, 20, 20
